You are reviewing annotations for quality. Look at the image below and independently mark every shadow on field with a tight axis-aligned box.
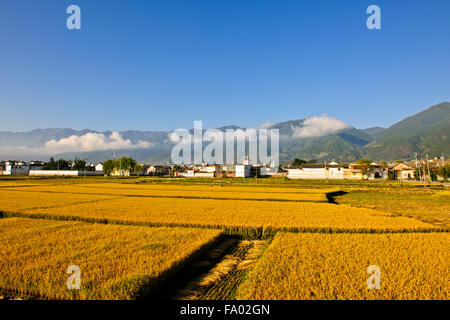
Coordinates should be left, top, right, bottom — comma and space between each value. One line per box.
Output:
144, 235, 242, 300
326, 191, 347, 204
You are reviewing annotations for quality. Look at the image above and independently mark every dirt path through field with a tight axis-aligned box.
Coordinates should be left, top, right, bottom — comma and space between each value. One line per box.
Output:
173, 239, 269, 300
151, 236, 270, 300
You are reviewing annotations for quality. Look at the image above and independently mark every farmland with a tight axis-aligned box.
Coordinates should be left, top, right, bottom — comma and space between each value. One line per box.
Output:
0, 217, 221, 300
236, 232, 449, 300
0, 191, 440, 236
0, 177, 448, 300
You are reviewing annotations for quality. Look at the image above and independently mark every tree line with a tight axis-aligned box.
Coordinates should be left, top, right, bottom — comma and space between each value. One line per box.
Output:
43, 157, 87, 170
102, 157, 142, 175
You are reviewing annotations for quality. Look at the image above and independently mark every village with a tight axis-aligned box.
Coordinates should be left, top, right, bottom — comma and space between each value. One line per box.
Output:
1, 156, 449, 183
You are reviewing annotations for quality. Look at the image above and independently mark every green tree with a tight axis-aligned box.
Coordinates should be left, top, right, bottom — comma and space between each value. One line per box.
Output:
133, 164, 143, 175
292, 158, 307, 166
438, 164, 450, 181
356, 158, 374, 180
102, 159, 115, 175
43, 158, 70, 170
72, 157, 87, 171
43, 157, 57, 170
118, 156, 136, 171
100, 157, 138, 175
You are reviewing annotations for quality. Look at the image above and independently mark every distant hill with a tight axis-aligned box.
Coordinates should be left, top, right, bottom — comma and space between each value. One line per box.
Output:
360, 127, 386, 136
363, 102, 450, 160
0, 102, 448, 163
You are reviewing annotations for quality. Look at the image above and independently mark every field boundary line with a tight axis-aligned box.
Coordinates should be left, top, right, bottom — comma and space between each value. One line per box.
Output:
5, 197, 122, 213
0, 188, 330, 203
77, 184, 337, 195
1, 211, 447, 238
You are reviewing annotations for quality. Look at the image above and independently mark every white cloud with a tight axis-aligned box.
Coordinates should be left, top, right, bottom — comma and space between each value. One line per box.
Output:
44, 132, 150, 153
256, 120, 277, 129
168, 131, 185, 143
291, 114, 350, 138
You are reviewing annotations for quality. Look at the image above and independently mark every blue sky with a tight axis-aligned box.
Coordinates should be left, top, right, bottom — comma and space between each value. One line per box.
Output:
0, 0, 449, 132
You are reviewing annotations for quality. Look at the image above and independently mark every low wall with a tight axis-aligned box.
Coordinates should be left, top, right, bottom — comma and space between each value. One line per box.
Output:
29, 170, 104, 176
194, 172, 215, 178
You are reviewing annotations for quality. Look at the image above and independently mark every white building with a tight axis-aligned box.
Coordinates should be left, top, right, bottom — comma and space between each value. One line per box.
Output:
2, 161, 30, 175
199, 166, 217, 173
179, 170, 195, 177
287, 163, 346, 180
193, 172, 215, 178
260, 167, 278, 176
95, 163, 104, 171
235, 164, 251, 178
389, 163, 414, 180
287, 161, 388, 180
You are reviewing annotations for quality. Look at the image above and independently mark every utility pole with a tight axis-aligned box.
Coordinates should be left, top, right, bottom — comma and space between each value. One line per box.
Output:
399, 164, 402, 185
415, 152, 422, 182
275, 161, 278, 184
423, 161, 426, 187
442, 152, 445, 167
426, 154, 431, 183
324, 161, 328, 184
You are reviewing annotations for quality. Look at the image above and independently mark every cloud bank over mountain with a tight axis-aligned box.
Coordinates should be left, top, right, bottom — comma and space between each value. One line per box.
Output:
0, 132, 150, 157
291, 114, 350, 138
45, 132, 150, 153
0, 102, 448, 162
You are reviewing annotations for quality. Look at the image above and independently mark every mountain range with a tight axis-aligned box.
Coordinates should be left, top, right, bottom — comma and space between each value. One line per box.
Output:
0, 102, 448, 164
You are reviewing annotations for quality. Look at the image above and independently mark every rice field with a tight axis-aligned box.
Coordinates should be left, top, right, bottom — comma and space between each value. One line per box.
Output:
0, 217, 221, 300
335, 186, 450, 228
0, 184, 330, 202
0, 177, 448, 300
2, 191, 439, 234
0, 189, 116, 212
236, 232, 450, 300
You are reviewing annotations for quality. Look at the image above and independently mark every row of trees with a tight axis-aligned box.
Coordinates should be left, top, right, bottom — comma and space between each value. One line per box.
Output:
43, 156, 146, 176
291, 158, 317, 166
43, 157, 87, 170
102, 157, 142, 175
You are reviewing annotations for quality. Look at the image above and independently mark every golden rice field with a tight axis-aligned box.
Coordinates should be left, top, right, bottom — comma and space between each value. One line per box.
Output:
0, 217, 221, 300
335, 185, 450, 228
0, 179, 338, 192
236, 232, 450, 300
1, 190, 439, 234
0, 177, 448, 301
75, 182, 341, 194
0, 189, 117, 212
0, 184, 330, 202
